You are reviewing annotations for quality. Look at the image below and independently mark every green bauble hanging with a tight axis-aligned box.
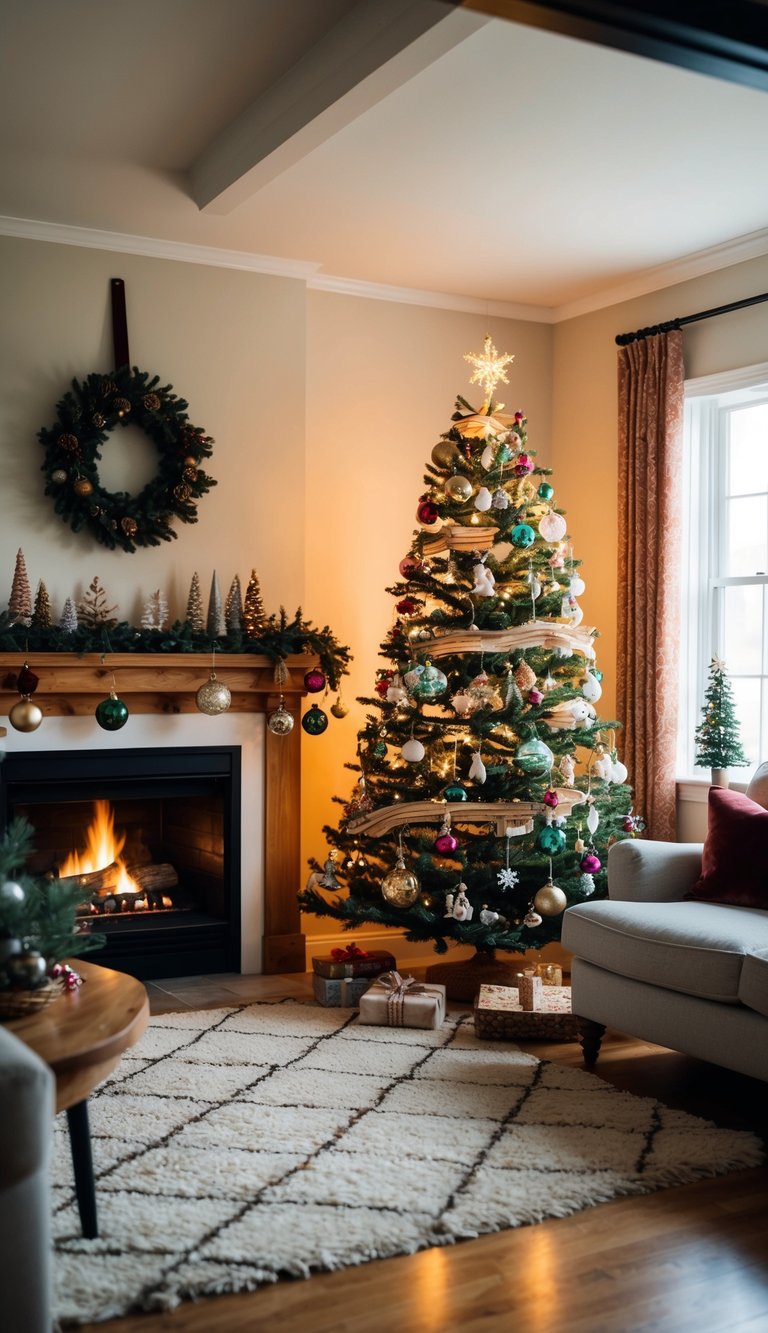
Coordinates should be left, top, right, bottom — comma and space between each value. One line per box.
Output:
95, 689, 129, 732
441, 781, 468, 802
510, 522, 536, 548
410, 661, 448, 701
537, 481, 554, 502
515, 736, 554, 775
536, 824, 567, 855
302, 704, 329, 736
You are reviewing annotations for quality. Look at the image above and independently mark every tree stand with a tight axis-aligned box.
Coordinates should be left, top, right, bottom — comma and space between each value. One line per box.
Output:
424, 948, 523, 1002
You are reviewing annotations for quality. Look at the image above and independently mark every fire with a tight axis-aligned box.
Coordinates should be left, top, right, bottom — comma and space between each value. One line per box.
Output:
59, 800, 141, 895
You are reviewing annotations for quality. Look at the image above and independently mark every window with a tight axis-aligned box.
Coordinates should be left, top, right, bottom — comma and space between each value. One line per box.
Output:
678, 362, 768, 779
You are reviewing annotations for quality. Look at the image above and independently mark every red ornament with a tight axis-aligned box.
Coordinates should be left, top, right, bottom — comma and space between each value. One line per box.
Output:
416, 498, 438, 525
580, 852, 602, 874
513, 454, 534, 476
514, 411, 525, 423
528, 687, 544, 705
304, 668, 326, 693
434, 831, 458, 854
396, 597, 418, 616
16, 665, 39, 695
375, 675, 393, 697
399, 555, 421, 579
543, 789, 559, 808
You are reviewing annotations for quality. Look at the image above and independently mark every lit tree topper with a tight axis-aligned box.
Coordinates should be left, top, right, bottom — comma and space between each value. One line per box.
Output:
464, 335, 514, 401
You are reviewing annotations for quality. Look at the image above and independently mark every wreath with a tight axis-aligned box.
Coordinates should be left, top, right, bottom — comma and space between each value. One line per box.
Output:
38, 366, 216, 553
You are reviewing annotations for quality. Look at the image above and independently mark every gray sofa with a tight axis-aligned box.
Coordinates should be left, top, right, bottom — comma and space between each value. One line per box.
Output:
0, 1024, 54, 1333
562, 779, 768, 1084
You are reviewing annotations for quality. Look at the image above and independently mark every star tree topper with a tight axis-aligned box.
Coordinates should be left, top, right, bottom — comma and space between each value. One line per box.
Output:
464, 336, 514, 401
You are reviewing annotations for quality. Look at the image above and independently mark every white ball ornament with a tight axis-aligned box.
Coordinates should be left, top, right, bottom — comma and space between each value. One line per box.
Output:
401, 737, 425, 763
0, 881, 25, 904
612, 759, 629, 784
581, 672, 603, 703
474, 486, 493, 512
480, 444, 495, 470
570, 573, 586, 596
538, 511, 567, 542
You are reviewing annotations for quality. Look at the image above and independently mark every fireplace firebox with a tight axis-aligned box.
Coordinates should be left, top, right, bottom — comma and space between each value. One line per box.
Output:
0, 746, 241, 980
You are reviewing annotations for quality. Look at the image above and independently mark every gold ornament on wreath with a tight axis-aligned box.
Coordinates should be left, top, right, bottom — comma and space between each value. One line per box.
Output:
38, 366, 216, 553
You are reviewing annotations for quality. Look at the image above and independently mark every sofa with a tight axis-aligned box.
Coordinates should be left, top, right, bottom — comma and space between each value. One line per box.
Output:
561, 767, 768, 1083
0, 1023, 54, 1333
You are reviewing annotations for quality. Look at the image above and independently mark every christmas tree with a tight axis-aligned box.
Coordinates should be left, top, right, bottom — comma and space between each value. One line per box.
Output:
694, 657, 749, 775
300, 339, 637, 992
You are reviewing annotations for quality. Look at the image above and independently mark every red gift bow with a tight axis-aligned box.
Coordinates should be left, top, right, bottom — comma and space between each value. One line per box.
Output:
330, 943, 370, 962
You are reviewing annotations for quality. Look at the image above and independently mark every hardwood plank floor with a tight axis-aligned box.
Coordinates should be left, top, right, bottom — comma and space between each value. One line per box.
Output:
72, 972, 768, 1333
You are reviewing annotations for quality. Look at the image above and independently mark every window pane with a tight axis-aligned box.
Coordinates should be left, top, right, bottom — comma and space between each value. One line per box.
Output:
725, 495, 768, 575
729, 404, 768, 495
722, 583, 764, 674
728, 676, 761, 772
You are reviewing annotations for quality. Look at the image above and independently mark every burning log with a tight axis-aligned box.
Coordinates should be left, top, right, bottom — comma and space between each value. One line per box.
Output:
55, 862, 119, 894
62, 861, 179, 899
127, 863, 179, 894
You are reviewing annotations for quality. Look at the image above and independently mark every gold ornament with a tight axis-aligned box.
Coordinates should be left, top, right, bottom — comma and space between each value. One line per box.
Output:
267, 697, 295, 735
9, 697, 43, 732
444, 474, 473, 502
533, 881, 568, 916
330, 696, 349, 719
514, 661, 537, 692
73, 478, 93, 497
464, 335, 514, 399
431, 440, 462, 468
183, 455, 198, 467
195, 671, 232, 716
381, 854, 420, 908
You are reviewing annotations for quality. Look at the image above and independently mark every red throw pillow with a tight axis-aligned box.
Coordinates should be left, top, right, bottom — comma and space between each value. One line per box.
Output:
689, 787, 768, 908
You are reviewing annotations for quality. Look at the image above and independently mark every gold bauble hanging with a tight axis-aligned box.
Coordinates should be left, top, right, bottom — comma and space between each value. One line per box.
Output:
381, 858, 420, 908
330, 696, 349, 719
195, 672, 232, 716
532, 882, 568, 916
9, 697, 43, 733
431, 440, 461, 468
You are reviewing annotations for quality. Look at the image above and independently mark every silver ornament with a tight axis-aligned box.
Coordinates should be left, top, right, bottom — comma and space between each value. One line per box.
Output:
0, 880, 25, 904
267, 699, 295, 735
381, 855, 420, 908
6, 949, 48, 989
195, 672, 231, 715
444, 474, 473, 502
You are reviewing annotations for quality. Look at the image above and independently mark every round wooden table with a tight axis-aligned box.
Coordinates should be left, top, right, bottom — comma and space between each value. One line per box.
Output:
7, 958, 149, 1237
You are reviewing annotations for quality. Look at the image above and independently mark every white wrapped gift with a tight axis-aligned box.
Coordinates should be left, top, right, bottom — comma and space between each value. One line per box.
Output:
358, 971, 446, 1029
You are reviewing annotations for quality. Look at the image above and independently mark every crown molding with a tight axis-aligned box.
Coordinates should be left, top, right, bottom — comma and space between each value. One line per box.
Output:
553, 227, 768, 322
0, 215, 321, 280
306, 271, 553, 321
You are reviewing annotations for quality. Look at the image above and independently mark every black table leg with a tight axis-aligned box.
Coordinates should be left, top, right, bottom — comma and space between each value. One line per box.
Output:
66, 1098, 98, 1238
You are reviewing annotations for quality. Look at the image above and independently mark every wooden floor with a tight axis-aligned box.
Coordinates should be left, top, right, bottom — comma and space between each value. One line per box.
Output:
75, 971, 768, 1333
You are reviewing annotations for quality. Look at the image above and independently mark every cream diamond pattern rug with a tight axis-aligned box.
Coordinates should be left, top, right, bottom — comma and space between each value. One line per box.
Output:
52, 1001, 763, 1325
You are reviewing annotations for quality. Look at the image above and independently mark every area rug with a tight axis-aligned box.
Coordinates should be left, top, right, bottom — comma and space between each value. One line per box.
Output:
52, 1000, 764, 1325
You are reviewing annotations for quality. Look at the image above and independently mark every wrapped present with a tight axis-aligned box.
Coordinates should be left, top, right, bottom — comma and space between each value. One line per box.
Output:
535, 962, 564, 987
474, 983, 578, 1041
515, 969, 543, 1012
358, 971, 446, 1030
312, 974, 370, 1007
312, 943, 397, 980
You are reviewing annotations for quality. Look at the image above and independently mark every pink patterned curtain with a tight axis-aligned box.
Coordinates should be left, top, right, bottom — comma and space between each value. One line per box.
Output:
617, 329, 684, 841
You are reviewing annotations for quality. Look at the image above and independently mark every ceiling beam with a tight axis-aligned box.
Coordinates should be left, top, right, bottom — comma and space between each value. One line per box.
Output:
450, 1, 768, 92
190, 0, 489, 214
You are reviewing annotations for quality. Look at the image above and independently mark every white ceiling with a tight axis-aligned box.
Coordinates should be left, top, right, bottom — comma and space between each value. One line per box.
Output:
2, 0, 767, 317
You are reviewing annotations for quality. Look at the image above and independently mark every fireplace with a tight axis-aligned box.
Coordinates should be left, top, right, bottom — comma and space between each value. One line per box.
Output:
0, 746, 241, 980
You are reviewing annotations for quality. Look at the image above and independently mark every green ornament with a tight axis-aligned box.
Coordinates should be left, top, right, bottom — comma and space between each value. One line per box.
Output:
302, 704, 329, 736
496, 442, 513, 463
95, 690, 129, 731
374, 741, 388, 757
537, 482, 554, 502
408, 662, 448, 701
510, 522, 536, 548
537, 824, 567, 855
592, 668, 603, 681
515, 736, 554, 775
441, 781, 468, 802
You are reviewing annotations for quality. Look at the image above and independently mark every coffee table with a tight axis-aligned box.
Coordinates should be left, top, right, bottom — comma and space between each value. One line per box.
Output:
7, 958, 149, 1237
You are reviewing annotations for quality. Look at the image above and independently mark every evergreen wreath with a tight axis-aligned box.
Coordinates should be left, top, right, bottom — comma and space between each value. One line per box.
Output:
38, 366, 216, 554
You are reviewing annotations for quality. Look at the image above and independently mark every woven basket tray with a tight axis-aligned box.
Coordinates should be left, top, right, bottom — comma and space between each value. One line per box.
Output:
473, 985, 580, 1042
0, 977, 65, 1021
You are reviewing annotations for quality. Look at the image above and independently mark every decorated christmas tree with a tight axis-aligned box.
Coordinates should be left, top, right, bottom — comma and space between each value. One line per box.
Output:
300, 339, 639, 995
694, 657, 749, 777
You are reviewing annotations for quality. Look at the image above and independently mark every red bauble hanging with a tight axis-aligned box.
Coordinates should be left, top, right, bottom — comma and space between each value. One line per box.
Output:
399, 555, 421, 579
303, 667, 326, 693
416, 498, 438, 525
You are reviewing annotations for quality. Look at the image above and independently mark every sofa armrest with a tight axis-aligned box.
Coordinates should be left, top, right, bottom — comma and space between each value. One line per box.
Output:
607, 838, 703, 902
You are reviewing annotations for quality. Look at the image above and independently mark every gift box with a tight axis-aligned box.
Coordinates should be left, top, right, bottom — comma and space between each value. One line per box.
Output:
473, 983, 579, 1041
312, 974, 370, 1007
535, 962, 564, 987
312, 945, 397, 979
358, 971, 446, 1030
515, 970, 543, 1011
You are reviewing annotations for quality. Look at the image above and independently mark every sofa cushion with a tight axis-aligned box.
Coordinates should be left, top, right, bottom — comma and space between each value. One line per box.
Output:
746, 761, 768, 811
738, 948, 768, 1018
562, 899, 768, 1002
688, 787, 768, 908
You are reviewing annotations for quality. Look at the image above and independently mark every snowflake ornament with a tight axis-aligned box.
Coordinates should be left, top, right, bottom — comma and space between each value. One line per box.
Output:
497, 866, 519, 891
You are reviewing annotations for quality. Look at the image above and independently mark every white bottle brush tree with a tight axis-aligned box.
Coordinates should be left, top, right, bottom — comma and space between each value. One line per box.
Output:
300, 339, 638, 964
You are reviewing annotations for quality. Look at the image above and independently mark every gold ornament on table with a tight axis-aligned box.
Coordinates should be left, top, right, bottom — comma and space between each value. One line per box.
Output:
381, 831, 420, 908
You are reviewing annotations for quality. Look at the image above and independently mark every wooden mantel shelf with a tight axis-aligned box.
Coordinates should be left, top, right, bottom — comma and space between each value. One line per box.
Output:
0, 651, 313, 716
0, 652, 314, 977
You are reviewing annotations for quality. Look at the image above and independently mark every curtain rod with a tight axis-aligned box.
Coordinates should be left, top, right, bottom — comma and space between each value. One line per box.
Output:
615, 291, 768, 346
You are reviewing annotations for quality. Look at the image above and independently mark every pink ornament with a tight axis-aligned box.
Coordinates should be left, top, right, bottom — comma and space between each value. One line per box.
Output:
304, 668, 326, 693
417, 498, 438, 524
399, 555, 421, 579
514, 411, 525, 423
543, 789, 559, 808
528, 687, 544, 705
580, 852, 601, 874
513, 454, 534, 477
434, 832, 458, 854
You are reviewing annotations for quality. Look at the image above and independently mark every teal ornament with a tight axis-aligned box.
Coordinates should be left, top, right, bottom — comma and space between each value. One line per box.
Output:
374, 740, 388, 757
515, 736, 554, 776
510, 522, 536, 549
302, 704, 328, 736
441, 781, 468, 802
537, 481, 554, 502
592, 668, 604, 681
496, 442, 513, 464
537, 824, 566, 855
410, 662, 448, 700
95, 690, 129, 731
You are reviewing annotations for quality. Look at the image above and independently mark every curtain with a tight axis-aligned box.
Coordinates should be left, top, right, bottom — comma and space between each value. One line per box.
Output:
617, 329, 684, 842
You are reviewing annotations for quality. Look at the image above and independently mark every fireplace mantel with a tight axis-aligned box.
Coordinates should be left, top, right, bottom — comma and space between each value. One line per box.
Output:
0, 652, 312, 976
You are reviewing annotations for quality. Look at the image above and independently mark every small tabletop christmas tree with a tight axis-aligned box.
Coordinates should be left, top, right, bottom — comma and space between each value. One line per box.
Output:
694, 657, 749, 784
299, 339, 637, 998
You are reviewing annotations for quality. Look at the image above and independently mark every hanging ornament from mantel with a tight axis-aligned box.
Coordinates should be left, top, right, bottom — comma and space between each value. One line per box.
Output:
267, 694, 294, 736
95, 684, 129, 732
196, 653, 231, 716
8, 659, 43, 733
302, 703, 328, 736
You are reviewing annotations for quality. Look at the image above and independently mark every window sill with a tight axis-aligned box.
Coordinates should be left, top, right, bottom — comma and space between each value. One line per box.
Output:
676, 778, 748, 803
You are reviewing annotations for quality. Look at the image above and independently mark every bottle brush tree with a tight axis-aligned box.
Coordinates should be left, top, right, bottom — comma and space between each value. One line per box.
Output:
694, 656, 749, 776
